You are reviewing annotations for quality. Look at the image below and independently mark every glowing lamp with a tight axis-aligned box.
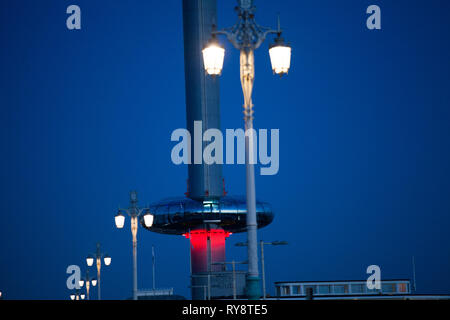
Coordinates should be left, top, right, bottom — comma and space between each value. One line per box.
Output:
78, 279, 84, 288
70, 294, 75, 300
103, 255, 111, 266
115, 211, 125, 229
202, 38, 225, 76
269, 37, 291, 75
143, 211, 154, 228
86, 255, 94, 267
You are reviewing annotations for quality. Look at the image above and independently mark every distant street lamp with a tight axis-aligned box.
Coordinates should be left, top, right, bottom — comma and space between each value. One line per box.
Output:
70, 289, 85, 300
203, 0, 291, 300
236, 240, 288, 299
114, 190, 154, 300
86, 242, 111, 300
78, 269, 97, 300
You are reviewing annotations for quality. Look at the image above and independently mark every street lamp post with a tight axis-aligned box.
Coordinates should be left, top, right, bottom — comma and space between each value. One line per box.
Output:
203, 0, 291, 300
86, 243, 111, 300
114, 190, 154, 300
236, 240, 288, 299
70, 289, 85, 301
78, 269, 97, 300
260, 240, 288, 299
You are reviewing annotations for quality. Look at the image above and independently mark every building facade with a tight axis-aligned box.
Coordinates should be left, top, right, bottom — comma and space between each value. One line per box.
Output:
275, 279, 411, 298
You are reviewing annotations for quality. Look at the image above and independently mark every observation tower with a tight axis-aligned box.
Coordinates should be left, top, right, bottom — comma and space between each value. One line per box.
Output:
141, 0, 274, 299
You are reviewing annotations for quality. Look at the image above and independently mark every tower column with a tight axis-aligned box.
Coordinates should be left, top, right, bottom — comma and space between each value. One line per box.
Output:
182, 0, 223, 200
185, 228, 230, 299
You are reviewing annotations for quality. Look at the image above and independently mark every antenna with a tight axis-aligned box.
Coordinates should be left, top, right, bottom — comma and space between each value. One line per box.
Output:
412, 256, 417, 292
189, 229, 192, 275
277, 13, 281, 33
152, 245, 156, 290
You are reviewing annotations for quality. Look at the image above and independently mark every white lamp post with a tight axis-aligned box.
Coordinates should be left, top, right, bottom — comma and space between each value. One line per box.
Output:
86, 243, 111, 300
80, 269, 97, 300
115, 191, 154, 300
70, 289, 84, 301
203, 0, 291, 300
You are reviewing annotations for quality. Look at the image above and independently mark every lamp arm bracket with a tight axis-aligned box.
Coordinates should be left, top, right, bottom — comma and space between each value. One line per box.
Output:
212, 24, 281, 50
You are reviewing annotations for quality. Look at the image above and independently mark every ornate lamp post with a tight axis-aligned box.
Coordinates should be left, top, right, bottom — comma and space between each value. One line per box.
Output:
70, 289, 85, 300
86, 243, 111, 300
114, 190, 154, 300
78, 269, 97, 300
203, 0, 291, 299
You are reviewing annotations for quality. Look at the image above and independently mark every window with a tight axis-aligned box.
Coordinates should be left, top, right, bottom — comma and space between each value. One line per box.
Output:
304, 285, 316, 294
397, 283, 408, 293
366, 286, 381, 294
382, 283, 395, 293
333, 285, 348, 294
293, 286, 301, 295
317, 285, 330, 295
350, 284, 364, 294
203, 203, 212, 213
282, 286, 290, 295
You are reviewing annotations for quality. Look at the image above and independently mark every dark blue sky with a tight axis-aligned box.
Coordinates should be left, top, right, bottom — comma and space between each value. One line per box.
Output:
1, 0, 449, 299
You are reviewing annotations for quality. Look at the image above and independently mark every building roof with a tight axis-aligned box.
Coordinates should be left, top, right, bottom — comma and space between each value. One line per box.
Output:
268, 294, 450, 300
275, 279, 411, 284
